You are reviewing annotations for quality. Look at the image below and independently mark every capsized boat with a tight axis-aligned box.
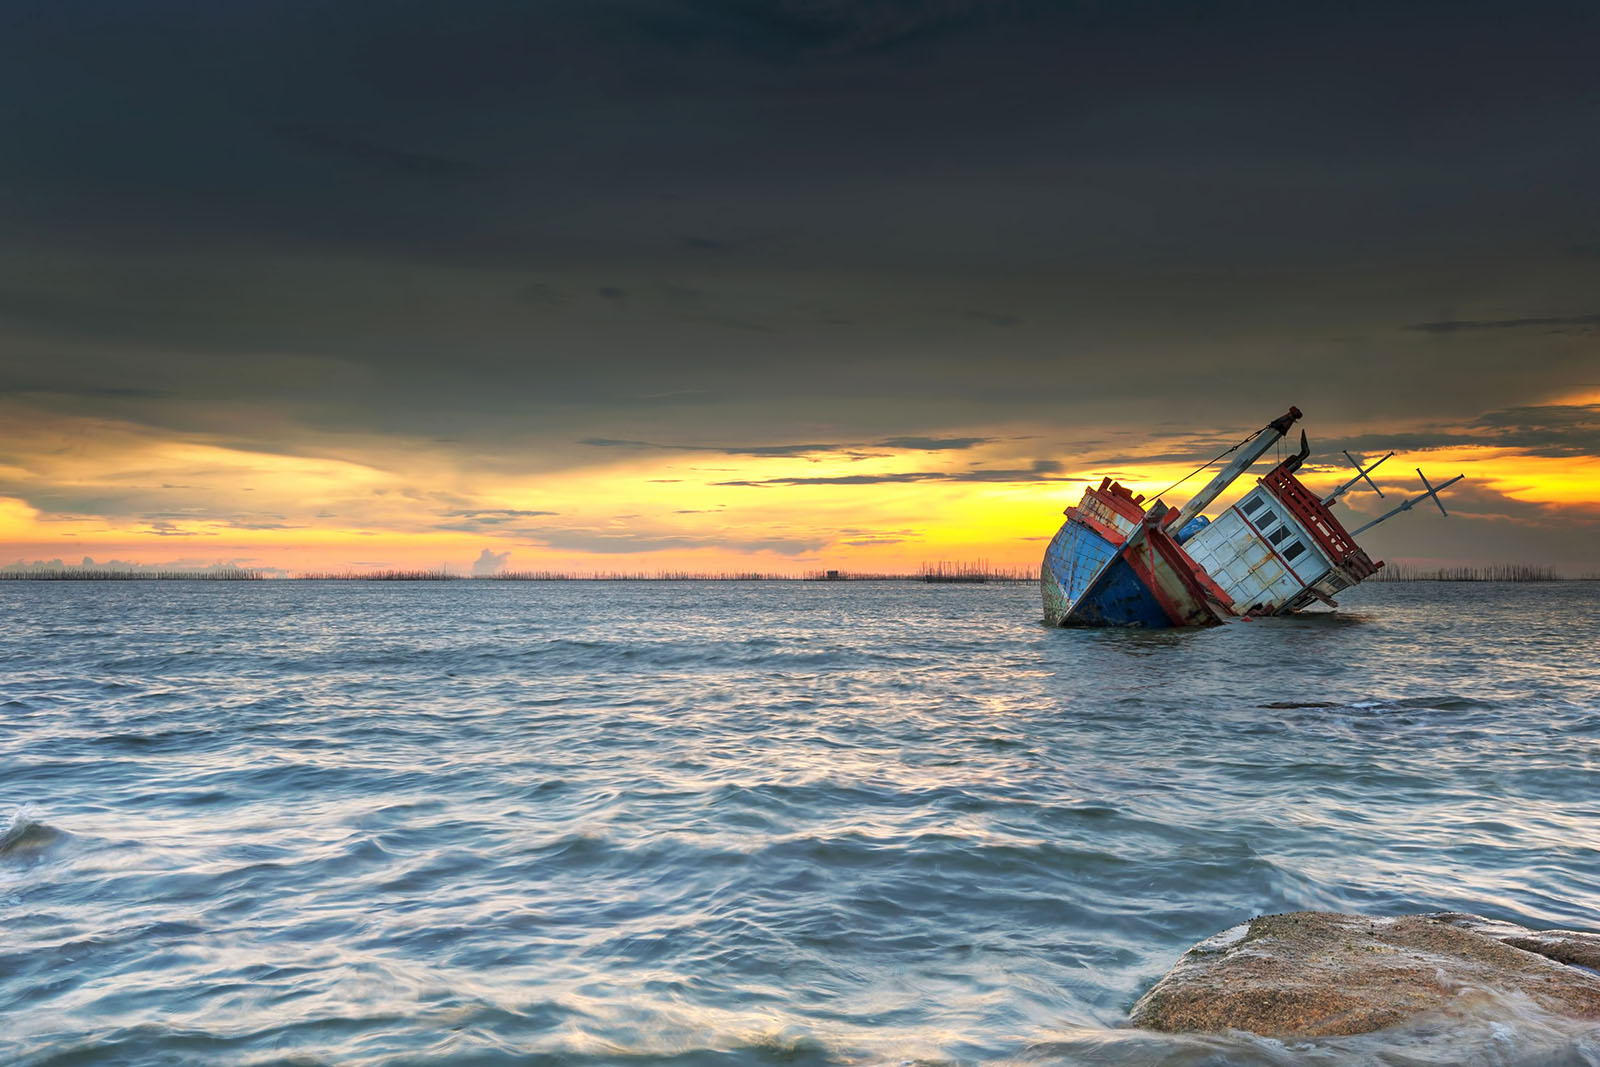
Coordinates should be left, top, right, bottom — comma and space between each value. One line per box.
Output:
1041, 407, 1463, 627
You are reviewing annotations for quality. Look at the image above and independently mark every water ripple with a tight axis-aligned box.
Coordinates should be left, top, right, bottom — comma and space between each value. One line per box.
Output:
1, 580, 1598, 1064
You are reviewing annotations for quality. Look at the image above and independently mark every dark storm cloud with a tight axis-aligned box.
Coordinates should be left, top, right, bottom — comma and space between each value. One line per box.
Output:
5, 2, 1595, 269
581, 435, 990, 455
528, 530, 825, 556
1083, 424, 1308, 468
1463, 403, 1600, 457
0, 0, 1597, 461
218, 520, 303, 531
440, 508, 560, 520
718, 473, 927, 486
1406, 314, 1600, 334
0, 471, 314, 531
715, 459, 1064, 485
743, 0, 998, 56
0, 485, 161, 518
1077, 402, 1600, 476
1313, 403, 1600, 460
273, 124, 487, 187
9, 384, 174, 401
433, 508, 561, 534
433, 523, 554, 536
1077, 399, 1600, 469
878, 436, 993, 451
1474, 404, 1600, 432
959, 310, 1020, 328
581, 438, 850, 457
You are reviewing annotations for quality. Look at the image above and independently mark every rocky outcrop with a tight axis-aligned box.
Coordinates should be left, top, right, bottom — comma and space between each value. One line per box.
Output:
1130, 911, 1600, 1038
1432, 911, 1600, 974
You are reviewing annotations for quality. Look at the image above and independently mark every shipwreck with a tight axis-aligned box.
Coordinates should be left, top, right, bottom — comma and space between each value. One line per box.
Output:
1042, 406, 1463, 628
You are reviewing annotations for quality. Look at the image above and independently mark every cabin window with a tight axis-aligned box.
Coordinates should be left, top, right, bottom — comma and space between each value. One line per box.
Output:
1268, 525, 1291, 545
1241, 495, 1265, 517
1284, 541, 1306, 561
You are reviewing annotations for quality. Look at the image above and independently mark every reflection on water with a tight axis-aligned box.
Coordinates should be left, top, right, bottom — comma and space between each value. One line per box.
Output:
2, 580, 1598, 1065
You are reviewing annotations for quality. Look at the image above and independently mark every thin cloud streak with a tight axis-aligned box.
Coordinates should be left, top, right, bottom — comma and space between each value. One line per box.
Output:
1406, 314, 1600, 333
714, 460, 1066, 486
580, 436, 995, 457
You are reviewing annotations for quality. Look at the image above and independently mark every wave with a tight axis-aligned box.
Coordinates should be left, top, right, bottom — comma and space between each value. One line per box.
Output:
0, 809, 67, 861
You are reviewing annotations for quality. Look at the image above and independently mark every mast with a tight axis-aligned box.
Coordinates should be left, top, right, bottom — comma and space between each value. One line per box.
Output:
1349, 471, 1465, 536
1323, 450, 1394, 506
1168, 407, 1301, 532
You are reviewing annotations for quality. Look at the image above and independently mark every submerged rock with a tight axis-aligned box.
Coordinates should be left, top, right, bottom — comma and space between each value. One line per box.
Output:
1130, 911, 1600, 1039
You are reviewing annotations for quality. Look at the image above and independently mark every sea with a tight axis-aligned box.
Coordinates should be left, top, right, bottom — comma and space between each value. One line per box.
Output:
2, 580, 1598, 1066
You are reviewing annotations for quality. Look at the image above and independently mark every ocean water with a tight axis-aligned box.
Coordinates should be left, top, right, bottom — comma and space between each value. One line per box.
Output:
2, 580, 1599, 1066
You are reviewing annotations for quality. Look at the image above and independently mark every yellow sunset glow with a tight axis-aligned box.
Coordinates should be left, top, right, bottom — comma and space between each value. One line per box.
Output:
4, 403, 1599, 575
1398, 448, 1600, 506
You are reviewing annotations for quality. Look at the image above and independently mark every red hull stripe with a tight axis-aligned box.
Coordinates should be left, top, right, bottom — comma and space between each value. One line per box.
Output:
1088, 482, 1149, 525
1120, 527, 1229, 627
1149, 528, 1235, 617
1122, 539, 1194, 625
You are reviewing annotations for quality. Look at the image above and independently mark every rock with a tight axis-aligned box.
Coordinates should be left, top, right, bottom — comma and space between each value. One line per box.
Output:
1432, 911, 1600, 974
1129, 911, 1600, 1039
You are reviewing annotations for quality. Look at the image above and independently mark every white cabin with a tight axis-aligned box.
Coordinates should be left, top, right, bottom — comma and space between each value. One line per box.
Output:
1181, 469, 1377, 615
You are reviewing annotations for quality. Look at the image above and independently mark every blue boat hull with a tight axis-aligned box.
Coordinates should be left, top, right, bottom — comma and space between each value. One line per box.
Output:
1042, 480, 1232, 629
1041, 513, 1121, 624
1061, 556, 1174, 629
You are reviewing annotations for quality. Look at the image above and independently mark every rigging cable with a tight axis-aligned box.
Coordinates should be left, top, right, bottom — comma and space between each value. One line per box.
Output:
1150, 427, 1264, 500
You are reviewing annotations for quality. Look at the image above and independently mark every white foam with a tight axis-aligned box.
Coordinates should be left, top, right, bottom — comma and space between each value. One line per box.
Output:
1193, 922, 1251, 954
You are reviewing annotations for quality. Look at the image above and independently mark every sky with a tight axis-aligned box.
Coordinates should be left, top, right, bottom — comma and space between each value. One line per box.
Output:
2, 0, 1598, 576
